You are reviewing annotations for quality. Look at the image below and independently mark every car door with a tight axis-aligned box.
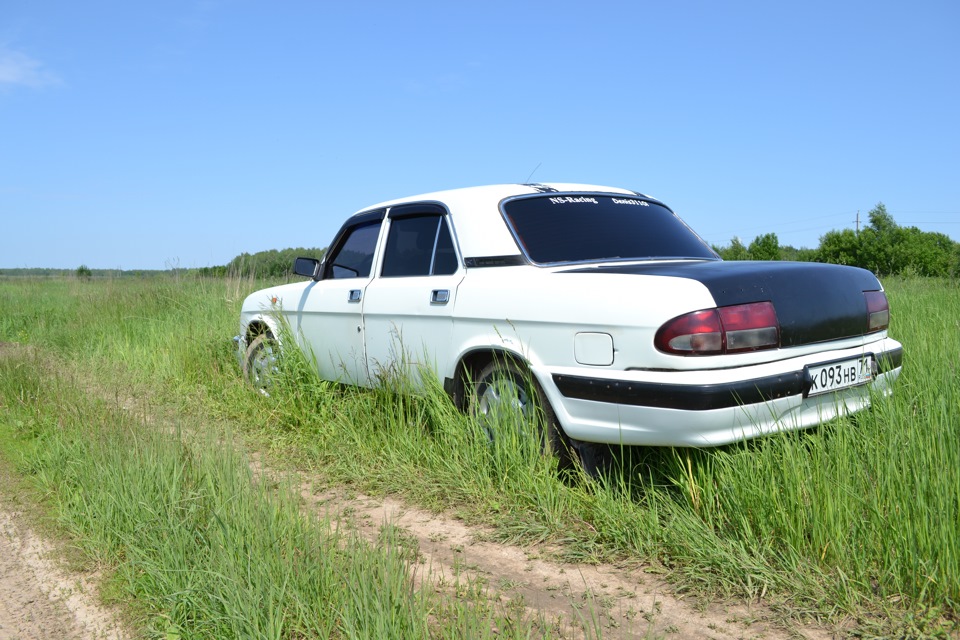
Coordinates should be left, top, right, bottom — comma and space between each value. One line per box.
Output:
296, 210, 385, 385
362, 203, 464, 386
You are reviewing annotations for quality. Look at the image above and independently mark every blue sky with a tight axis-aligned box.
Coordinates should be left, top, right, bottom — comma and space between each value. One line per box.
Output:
2, 1, 957, 270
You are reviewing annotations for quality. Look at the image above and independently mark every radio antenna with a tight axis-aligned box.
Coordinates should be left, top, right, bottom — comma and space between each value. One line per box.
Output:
525, 162, 542, 183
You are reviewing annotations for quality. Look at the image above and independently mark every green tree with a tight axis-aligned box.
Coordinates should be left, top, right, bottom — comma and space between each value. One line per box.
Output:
748, 233, 780, 261
76, 264, 93, 280
779, 245, 818, 262
226, 247, 327, 279
817, 229, 861, 266
859, 203, 901, 275
868, 202, 896, 234
816, 202, 959, 277
715, 237, 750, 261
897, 228, 955, 277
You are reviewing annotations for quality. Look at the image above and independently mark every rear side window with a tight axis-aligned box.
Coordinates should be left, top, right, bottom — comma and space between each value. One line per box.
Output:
381, 215, 459, 277
502, 195, 717, 264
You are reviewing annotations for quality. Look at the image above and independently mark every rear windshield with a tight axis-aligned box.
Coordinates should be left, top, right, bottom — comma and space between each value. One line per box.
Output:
502, 195, 717, 264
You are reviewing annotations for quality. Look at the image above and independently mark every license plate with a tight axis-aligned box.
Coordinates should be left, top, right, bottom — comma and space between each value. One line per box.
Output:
805, 356, 873, 397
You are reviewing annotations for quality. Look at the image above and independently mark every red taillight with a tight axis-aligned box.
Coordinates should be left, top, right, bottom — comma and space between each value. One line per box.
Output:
719, 302, 780, 352
656, 302, 780, 355
657, 309, 722, 354
864, 290, 889, 332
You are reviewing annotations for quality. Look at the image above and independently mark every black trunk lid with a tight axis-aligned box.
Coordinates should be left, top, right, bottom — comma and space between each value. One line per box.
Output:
567, 261, 882, 347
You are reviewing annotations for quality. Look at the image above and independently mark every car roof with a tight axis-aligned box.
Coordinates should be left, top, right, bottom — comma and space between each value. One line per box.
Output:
355, 183, 660, 260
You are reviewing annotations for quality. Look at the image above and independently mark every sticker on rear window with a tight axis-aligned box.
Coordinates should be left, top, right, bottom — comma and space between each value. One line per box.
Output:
612, 198, 649, 206
548, 196, 598, 205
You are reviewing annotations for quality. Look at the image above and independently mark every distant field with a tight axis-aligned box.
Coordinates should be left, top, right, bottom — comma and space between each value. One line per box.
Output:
0, 274, 956, 638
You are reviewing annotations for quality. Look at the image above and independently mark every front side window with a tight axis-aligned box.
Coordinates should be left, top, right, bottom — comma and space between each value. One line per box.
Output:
381, 215, 458, 277
502, 195, 717, 265
326, 221, 382, 279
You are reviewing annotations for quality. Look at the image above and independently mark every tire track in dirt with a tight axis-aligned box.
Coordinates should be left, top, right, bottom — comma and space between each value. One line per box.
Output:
0, 343, 129, 640
294, 480, 833, 640
0, 508, 127, 640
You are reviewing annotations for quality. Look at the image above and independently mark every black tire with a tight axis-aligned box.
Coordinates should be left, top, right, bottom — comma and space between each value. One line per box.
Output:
470, 358, 572, 468
243, 334, 278, 395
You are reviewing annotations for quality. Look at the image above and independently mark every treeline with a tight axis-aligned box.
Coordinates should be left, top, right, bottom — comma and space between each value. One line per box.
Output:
0, 268, 78, 277
2, 249, 326, 281
0, 267, 166, 278
713, 203, 960, 277
199, 247, 327, 279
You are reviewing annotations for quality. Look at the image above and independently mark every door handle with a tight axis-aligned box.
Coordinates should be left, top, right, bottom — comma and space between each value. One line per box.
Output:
348, 289, 362, 303
431, 289, 450, 304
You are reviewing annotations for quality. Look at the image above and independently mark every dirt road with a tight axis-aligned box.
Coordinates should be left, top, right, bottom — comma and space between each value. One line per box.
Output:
299, 484, 831, 639
0, 508, 126, 640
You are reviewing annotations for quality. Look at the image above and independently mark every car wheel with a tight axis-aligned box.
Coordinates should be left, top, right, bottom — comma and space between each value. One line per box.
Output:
470, 359, 572, 468
243, 334, 278, 395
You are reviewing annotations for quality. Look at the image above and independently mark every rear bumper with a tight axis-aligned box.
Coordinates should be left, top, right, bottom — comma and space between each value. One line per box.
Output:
537, 340, 904, 447
553, 347, 902, 411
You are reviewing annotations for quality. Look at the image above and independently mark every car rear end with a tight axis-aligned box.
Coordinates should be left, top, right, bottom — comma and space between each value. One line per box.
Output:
494, 187, 903, 447
537, 261, 903, 447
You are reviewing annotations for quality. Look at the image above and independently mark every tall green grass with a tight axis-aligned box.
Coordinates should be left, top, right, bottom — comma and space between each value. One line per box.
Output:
0, 274, 956, 636
0, 347, 565, 638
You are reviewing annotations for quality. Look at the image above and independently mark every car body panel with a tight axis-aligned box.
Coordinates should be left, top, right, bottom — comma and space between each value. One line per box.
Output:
363, 271, 466, 383
298, 278, 370, 383
569, 260, 883, 346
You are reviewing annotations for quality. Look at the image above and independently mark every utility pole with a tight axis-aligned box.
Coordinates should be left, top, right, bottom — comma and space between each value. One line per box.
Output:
854, 210, 860, 236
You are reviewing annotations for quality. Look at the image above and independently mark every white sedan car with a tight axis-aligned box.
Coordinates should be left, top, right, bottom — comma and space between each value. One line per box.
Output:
236, 183, 902, 458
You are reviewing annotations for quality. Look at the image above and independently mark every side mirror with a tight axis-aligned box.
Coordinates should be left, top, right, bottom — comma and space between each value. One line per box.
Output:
293, 257, 321, 279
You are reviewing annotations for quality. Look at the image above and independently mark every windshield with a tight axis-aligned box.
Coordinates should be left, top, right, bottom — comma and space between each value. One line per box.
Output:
502, 194, 718, 265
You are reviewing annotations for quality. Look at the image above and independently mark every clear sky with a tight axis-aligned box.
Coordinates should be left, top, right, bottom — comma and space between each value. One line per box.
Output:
2, 1, 957, 270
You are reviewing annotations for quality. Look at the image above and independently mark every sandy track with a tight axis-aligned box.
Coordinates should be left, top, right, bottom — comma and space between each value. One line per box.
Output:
298, 483, 832, 640
0, 508, 126, 640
